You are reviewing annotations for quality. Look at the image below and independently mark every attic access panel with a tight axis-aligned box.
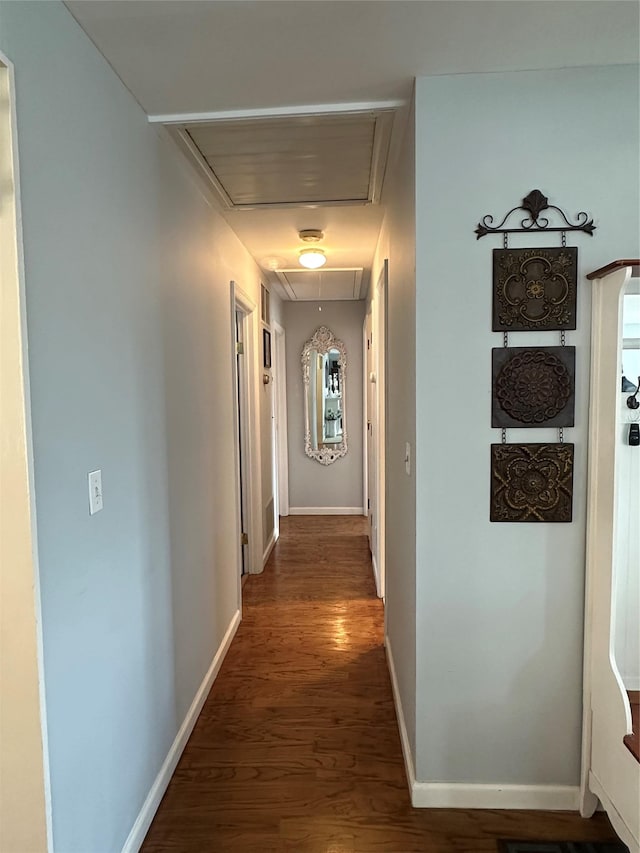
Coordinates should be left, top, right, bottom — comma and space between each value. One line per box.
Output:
177, 111, 394, 209
275, 268, 364, 301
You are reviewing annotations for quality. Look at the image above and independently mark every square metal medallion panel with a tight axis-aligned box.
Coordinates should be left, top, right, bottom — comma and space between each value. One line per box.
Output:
490, 443, 574, 523
492, 346, 575, 428
493, 247, 578, 331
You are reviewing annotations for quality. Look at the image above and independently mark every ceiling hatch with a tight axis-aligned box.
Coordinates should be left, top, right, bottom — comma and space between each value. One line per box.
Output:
172, 111, 394, 210
275, 269, 364, 302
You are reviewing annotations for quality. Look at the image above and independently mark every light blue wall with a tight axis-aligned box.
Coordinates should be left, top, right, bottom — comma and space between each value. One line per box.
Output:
414, 65, 640, 784
383, 100, 417, 760
0, 2, 262, 849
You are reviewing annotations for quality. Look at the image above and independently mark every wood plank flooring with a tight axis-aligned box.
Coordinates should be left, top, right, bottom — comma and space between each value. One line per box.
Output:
142, 516, 617, 852
624, 691, 639, 763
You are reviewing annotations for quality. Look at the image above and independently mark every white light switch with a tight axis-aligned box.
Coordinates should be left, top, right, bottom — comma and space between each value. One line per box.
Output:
88, 470, 103, 515
405, 442, 411, 476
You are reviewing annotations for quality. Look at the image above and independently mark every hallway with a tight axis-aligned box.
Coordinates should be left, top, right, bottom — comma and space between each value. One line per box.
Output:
142, 517, 617, 852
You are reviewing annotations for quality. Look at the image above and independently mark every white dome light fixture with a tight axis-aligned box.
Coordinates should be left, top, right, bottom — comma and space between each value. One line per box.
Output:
298, 229, 327, 269
299, 248, 326, 269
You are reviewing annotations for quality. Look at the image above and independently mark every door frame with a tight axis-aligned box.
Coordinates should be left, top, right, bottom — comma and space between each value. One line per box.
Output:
230, 282, 262, 579
364, 261, 389, 601
0, 51, 52, 851
363, 312, 369, 534
233, 305, 251, 581
364, 309, 375, 568
272, 320, 289, 518
375, 260, 389, 602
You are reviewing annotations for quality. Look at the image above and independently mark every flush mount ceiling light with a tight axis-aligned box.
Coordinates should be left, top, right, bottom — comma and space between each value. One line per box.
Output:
299, 248, 327, 269
298, 229, 327, 269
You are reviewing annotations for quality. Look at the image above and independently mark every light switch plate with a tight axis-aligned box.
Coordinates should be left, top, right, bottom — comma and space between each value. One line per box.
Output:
405, 442, 411, 476
88, 470, 103, 515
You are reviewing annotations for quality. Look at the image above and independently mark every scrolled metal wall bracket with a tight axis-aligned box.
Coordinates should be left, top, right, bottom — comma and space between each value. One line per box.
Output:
475, 189, 596, 240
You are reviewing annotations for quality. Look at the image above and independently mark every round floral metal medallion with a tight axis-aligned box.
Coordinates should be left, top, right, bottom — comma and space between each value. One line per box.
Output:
495, 349, 572, 425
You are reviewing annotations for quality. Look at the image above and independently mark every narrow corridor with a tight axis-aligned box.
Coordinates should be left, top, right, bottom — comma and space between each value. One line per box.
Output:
142, 517, 617, 852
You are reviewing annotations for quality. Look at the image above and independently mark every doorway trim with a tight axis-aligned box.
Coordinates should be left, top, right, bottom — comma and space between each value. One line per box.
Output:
364, 260, 389, 601
363, 308, 373, 562
0, 51, 52, 852
230, 282, 262, 579
272, 320, 289, 518
375, 260, 389, 602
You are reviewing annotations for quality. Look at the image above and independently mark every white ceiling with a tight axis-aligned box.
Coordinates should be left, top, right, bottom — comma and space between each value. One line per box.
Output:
222, 203, 386, 274
65, 0, 639, 299
66, 1, 638, 116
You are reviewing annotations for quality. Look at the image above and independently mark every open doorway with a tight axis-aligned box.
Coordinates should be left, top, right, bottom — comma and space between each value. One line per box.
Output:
234, 307, 250, 578
364, 261, 388, 601
231, 282, 261, 584
0, 52, 51, 851
272, 319, 289, 521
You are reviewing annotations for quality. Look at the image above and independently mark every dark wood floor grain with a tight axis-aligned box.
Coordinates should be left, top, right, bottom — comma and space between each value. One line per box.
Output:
142, 516, 617, 852
625, 691, 639, 763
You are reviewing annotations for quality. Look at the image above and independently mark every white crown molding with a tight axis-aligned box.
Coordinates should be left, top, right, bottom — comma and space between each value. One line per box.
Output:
148, 100, 406, 125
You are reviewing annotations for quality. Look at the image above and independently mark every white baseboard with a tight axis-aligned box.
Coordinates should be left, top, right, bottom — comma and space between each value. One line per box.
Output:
411, 782, 579, 810
385, 634, 416, 798
386, 636, 579, 812
288, 506, 364, 516
623, 676, 640, 691
372, 553, 381, 598
121, 609, 241, 853
263, 529, 277, 567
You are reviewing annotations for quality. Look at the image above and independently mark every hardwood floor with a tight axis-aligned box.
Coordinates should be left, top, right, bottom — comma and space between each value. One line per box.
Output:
624, 691, 639, 763
142, 516, 617, 852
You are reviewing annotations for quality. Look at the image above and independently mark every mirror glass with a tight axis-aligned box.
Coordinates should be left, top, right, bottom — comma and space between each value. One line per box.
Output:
302, 326, 347, 465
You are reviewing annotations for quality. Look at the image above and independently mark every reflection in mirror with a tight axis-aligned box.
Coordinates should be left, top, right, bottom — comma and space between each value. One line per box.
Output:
302, 327, 347, 465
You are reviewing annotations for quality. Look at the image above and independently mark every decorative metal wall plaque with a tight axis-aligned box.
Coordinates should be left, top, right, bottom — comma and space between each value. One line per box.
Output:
490, 443, 574, 523
493, 247, 578, 331
492, 346, 575, 428
475, 189, 596, 240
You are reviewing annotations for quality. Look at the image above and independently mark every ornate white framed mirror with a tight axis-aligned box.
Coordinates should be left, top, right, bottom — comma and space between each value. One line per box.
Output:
302, 326, 348, 465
